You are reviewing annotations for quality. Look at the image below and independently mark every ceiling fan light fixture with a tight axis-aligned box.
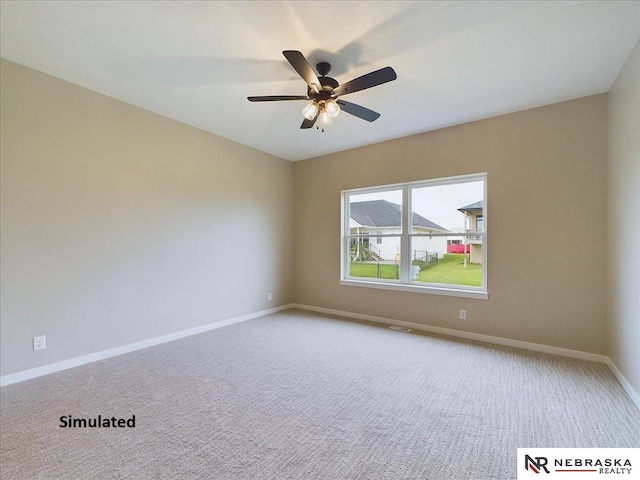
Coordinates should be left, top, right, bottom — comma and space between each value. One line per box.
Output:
249, 50, 397, 130
318, 108, 333, 127
325, 99, 340, 118
302, 101, 319, 120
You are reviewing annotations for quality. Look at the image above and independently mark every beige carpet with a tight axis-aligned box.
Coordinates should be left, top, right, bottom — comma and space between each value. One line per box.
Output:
1, 309, 639, 479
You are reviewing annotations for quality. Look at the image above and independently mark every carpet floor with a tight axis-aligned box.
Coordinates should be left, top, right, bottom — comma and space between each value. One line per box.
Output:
1, 309, 639, 479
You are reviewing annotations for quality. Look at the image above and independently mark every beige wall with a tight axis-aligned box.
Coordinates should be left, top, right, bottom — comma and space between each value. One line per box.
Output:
0, 59, 294, 376
607, 40, 640, 395
3, 54, 632, 384
294, 95, 608, 354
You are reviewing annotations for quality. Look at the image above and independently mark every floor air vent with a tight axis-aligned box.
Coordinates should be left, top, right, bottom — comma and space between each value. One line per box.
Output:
388, 325, 412, 333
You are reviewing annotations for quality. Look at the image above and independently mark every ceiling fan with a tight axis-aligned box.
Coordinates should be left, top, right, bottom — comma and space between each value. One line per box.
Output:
248, 50, 397, 131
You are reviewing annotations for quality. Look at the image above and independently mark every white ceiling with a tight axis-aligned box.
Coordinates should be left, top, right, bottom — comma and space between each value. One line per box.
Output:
1, 1, 639, 161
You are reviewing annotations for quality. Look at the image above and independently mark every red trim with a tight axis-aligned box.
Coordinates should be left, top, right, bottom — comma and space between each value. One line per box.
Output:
555, 470, 598, 473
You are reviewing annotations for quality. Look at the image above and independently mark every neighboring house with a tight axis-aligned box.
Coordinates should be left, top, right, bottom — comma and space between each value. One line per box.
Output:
350, 200, 449, 261
457, 200, 484, 264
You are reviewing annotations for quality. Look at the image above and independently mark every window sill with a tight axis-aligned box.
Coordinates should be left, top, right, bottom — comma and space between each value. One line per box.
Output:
339, 279, 488, 300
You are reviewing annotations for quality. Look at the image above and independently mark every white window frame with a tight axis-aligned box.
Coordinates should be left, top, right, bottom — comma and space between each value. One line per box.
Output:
340, 173, 488, 300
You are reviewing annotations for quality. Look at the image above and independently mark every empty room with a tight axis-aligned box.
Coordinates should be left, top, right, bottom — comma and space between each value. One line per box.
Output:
1, 1, 639, 479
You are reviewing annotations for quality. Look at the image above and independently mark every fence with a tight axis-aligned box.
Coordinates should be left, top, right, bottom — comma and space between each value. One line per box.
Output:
413, 251, 438, 271
376, 263, 399, 279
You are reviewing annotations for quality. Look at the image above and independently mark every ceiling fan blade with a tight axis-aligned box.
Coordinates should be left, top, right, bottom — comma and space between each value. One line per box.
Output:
334, 66, 397, 97
247, 95, 308, 102
283, 50, 322, 93
300, 111, 319, 129
336, 100, 381, 122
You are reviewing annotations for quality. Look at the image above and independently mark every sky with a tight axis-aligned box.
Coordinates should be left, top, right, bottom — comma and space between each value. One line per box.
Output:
349, 180, 483, 231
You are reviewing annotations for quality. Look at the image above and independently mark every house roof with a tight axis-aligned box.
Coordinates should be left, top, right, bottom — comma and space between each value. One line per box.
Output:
458, 201, 483, 214
350, 200, 448, 232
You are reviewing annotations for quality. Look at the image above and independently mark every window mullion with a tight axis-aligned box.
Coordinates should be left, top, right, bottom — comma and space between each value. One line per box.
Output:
342, 193, 349, 280
400, 185, 410, 283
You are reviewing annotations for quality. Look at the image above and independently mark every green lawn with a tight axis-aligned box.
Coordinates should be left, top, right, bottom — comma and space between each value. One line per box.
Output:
416, 254, 482, 286
349, 262, 400, 280
349, 254, 481, 286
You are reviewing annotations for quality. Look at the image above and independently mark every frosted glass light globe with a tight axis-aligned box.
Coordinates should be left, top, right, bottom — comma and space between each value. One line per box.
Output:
302, 101, 319, 120
325, 99, 340, 118
318, 109, 333, 126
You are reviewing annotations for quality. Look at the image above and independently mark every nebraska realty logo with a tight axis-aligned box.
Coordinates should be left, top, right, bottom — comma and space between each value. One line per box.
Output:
517, 449, 638, 478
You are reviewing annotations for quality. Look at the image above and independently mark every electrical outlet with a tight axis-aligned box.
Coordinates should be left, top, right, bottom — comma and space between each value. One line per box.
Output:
459, 310, 467, 320
267, 292, 273, 301
33, 335, 46, 351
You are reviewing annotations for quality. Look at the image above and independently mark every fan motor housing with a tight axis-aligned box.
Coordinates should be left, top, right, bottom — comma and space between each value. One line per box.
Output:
319, 76, 339, 89
312, 61, 339, 96
308, 75, 339, 100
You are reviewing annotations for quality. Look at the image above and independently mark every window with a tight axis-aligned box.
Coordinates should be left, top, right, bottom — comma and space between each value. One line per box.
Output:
341, 173, 487, 299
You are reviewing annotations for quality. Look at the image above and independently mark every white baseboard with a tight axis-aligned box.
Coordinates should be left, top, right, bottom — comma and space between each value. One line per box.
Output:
290, 303, 640, 412
0, 304, 294, 387
4, 302, 639, 414
290, 303, 607, 362
605, 358, 640, 411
